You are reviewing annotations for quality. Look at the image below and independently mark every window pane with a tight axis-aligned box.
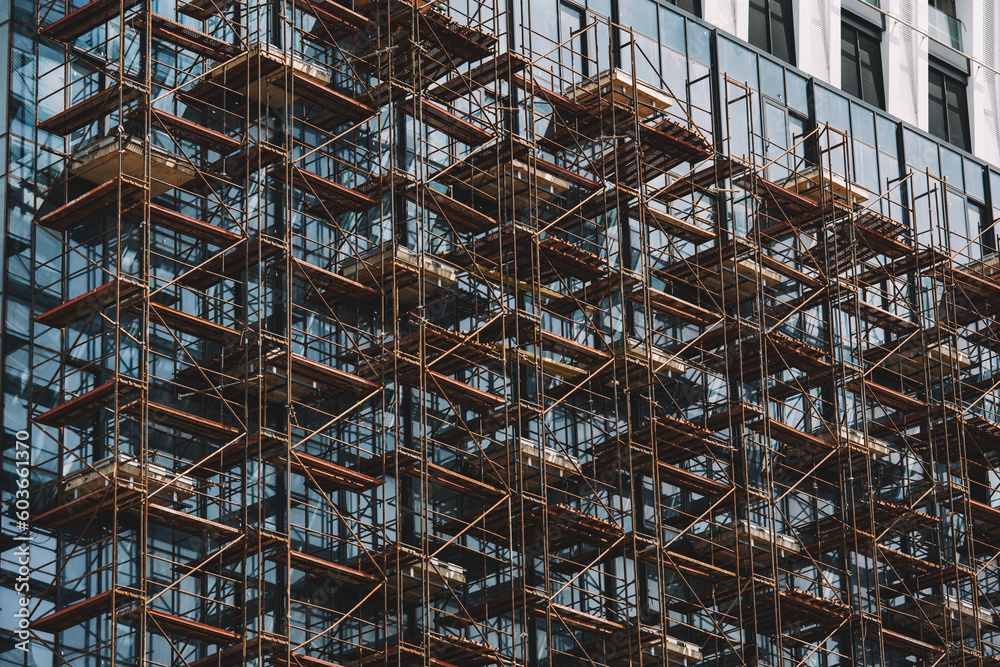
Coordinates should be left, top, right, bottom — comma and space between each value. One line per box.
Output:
786, 71, 808, 112
944, 76, 970, 150
659, 4, 685, 47
966, 201, 985, 256
748, 0, 769, 54
940, 147, 964, 186
928, 70, 949, 143
964, 158, 985, 202
851, 102, 876, 145
841, 24, 861, 99
719, 37, 758, 87
769, 0, 795, 64
759, 57, 784, 101
929, 65, 970, 151
687, 20, 711, 64
857, 31, 885, 108
815, 86, 850, 133
876, 114, 899, 157
670, 0, 700, 16
904, 128, 940, 176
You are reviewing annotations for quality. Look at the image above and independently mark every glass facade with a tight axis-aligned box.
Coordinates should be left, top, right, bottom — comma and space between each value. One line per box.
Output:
3, 0, 1000, 666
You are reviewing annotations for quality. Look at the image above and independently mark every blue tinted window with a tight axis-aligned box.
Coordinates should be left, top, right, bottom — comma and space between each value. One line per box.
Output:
759, 57, 784, 102
686, 20, 710, 64
814, 86, 850, 133
875, 114, 899, 157
785, 71, 808, 112
850, 103, 876, 146
904, 128, 940, 177
991, 171, 1000, 217
719, 37, 757, 88
940, 147, 964, 188
659, 4, 685, 48
964, 158, 985, 202
620, 0, 658, 39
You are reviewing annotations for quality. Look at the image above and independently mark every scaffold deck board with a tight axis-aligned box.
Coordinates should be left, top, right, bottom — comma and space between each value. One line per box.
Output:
368, 358, 504, 411
439, 502, 621, 552
36, 378, 143, 427
402, 183, 496, 234
147, 109, 243, 152
629, 203, 717, 244
419, 460, 505, 501
146, 504, 243, 539
545, 271, 641, 316
195, 143, 284, 194
146, 302, 240, 343
188, 640, 286, 667
599, 450, 732, 496
594, 416, 720, 467
510, 72, 588, 117
36, 177, 146, 232
144, 402, 241, 441
701, 401, 764, 433
599, 122, 711, 185
274, 450, 383, 494
277, 257, 380, 305
845, 377, 927, 412
297, 0, 373, 42
357, 15, 496, 104
176, 532, 285, 574
39, 0, 142, 42
178, 0, 237, 20
535, 236, 609, 283
354, 322, 503, 376
634, 286, 719, 326
435, 402, 538, 445
272, 654, 346, 667
398, 97, 493, 146
284, 550, 382, 586
652, 158, 748, 203
70, 135, 197, 196
748, 418, 834, 454
38, 81, 145, 135
348, 635, 497, 667
130, 14, 240, 60
287, 353, 381, 395
32, 484, 142, 529
145, 609, 242, 644
181, 237, 284, 289
635, 542, 735, 582
35, 277, 144, 328
32, 588, 141, 633
148, 203, 244, 246
534, 328, 610, 365
428, 52, 529, 102
274, 166, 377, 215
186, 49, 375, 125
732, 589, 851, 637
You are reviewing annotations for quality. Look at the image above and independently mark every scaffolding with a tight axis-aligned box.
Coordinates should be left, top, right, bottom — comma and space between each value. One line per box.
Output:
23, 0, 1000, 664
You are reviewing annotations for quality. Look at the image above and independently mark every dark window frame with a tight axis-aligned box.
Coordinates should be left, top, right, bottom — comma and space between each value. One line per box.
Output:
928, 57, 971, 151
664, 0, 701, 17
841, 14, 886, 109
748, 0, 796, 66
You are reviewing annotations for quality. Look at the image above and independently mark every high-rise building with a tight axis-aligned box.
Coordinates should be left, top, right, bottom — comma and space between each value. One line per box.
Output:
4, 0, 1000, 664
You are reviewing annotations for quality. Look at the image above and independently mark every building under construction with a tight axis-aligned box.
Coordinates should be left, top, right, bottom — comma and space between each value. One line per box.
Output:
8, 0, 1000, 664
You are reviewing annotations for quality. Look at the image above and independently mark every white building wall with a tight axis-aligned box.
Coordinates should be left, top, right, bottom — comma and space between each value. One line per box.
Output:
796, 0, 841, 84
705, 0, 747, 41
707, 0, 1000, 164
882, 0, 927, 127
969, 0, 1000, 163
